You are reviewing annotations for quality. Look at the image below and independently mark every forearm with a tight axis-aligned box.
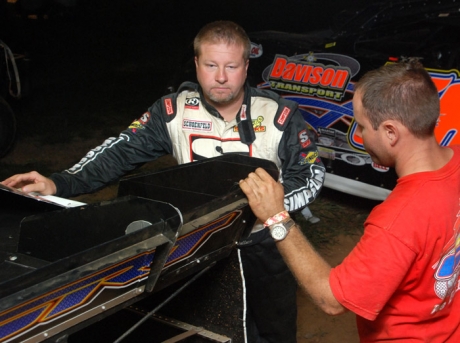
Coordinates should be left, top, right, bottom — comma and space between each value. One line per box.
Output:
239, 167, 346, 315
276, 224, 347, 316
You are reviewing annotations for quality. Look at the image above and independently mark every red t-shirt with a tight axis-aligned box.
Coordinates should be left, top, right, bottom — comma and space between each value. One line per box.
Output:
330, 145, 460, 342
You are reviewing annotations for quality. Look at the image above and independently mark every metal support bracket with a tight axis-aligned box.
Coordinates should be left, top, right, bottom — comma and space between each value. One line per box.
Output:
126, 307, 232, 343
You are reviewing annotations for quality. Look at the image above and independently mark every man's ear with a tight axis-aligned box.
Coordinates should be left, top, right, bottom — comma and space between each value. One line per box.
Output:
382, 120, 399, 147
194, 56, 198, 68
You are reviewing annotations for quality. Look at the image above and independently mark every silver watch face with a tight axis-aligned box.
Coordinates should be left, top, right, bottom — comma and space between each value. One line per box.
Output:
271, 224, 287, 241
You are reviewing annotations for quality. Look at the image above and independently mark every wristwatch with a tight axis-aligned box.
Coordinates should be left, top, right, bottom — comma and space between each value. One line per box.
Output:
268, 218, 296, 241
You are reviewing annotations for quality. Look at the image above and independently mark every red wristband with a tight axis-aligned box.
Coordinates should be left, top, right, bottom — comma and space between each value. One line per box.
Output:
264, 210, 290, 227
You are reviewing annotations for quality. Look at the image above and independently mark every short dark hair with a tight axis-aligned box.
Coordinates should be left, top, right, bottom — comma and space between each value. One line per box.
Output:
194, 20, 251, 61
354, 59, 440, 138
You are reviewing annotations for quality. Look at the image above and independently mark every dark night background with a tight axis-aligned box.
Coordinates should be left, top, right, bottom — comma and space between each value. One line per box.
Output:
0, 0, 379, 155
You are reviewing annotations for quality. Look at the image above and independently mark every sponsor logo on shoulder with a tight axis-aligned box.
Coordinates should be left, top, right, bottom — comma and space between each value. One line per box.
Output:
183, 119, 212, 131
277, 107, 290, 125
165, 98, 174, 115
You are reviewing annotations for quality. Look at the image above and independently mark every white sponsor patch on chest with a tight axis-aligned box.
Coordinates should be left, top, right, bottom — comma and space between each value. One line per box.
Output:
182, 119, 212, 131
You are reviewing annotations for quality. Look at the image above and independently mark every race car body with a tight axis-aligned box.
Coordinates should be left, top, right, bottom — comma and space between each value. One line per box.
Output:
247, 0, 460, 200
0, 154, 277, 343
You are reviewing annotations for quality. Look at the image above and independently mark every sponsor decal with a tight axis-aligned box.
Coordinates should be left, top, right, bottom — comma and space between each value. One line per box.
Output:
267, 53, 353, 101
318, 127, 338, 136
0, 251, 156, 342
240, 104, 247, 120
185, 97, 200, 109
182, 119, 212, 131
298, 130, 311, 148
166, 211, 241, 266
284, 164, 325, 212
278, 63, 459, 156
336, 152, 368, 166
128, 113, 149, 134
139, 112, 150, 125
250, 42, 263, 58
165, 98, 174, 115
277, 107, 290, 125
253, 116, 266, 132
430, 69, 460, 146
299, 151, 319, 165
66, 137, 124, 174
233, 116, 266, 132
128, 120, 145, 133
256, 53, 459, 187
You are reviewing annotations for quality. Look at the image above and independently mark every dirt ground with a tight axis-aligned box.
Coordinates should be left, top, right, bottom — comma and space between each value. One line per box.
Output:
296, 235, 361, 342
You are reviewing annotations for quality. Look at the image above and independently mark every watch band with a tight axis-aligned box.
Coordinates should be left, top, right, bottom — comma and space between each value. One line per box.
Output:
264, 210, 290, 227
275, 218, 296, 231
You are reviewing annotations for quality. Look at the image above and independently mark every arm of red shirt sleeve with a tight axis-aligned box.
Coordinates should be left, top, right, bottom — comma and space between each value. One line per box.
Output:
329, 224, 416, 321
276, 225, 348, 316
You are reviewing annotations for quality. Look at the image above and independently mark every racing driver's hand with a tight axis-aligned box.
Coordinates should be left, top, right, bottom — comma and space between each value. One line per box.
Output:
2, 171, 57, 196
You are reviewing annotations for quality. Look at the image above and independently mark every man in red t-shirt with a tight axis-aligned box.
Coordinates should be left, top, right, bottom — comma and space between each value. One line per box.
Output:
240, 60, 460, 342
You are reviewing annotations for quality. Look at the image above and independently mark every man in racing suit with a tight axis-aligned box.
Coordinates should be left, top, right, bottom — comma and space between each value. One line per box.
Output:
2, 21, 325, 343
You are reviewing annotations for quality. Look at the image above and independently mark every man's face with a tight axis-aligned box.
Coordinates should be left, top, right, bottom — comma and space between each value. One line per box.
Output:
195, 42, 248, 107
353, 91, 393, 167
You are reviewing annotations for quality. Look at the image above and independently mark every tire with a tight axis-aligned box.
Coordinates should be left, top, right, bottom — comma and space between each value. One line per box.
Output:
0, 96, 17, 158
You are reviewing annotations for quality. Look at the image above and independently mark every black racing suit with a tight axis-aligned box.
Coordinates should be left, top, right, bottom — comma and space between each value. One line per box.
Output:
51, 82, 325, 343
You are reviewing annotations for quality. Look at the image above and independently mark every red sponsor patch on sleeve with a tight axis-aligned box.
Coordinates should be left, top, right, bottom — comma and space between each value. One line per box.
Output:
139, 112, 150, 124
277, 107, 290, 125
298, 130, 311, 148
164, 98, 174, 115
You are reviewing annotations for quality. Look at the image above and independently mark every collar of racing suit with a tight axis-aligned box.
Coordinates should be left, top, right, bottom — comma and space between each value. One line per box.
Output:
196, 82, 256, 146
